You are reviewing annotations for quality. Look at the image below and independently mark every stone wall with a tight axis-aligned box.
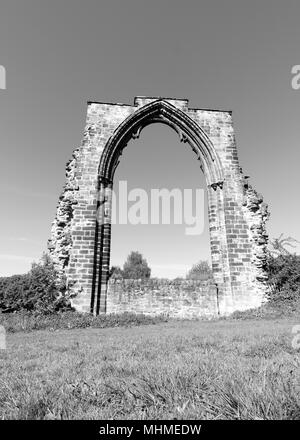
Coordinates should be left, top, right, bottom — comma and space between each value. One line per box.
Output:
107, 279, 219, 318
48, 96, 269, 315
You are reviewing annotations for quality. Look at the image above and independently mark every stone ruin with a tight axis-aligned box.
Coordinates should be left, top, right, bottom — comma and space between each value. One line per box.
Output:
48, 96, 269, 317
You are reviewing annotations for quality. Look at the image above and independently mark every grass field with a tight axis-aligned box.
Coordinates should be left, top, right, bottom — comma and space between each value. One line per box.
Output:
0, 317, 299, 420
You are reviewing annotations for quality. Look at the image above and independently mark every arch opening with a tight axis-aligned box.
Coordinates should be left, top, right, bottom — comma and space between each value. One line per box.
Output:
109, 122, 212, 281
93, 100, 225, 315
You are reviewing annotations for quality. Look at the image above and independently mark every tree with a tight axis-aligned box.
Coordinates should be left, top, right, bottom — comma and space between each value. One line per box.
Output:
109, 266, 123, 279
122, 251, 151, 279
0, 253, 69, 314
24, 253, 67, 313
267, 253, 300, 303
266, 234, 300, 304
269, 234, 300, 257
0, 273, 30, 312
186, 260, 213, 281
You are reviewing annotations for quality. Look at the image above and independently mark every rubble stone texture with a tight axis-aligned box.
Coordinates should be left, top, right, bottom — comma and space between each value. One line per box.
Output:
107, 279, 218, 318
48, 97, 269, 316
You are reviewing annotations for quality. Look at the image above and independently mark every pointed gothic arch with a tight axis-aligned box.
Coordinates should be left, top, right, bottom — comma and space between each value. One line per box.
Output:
49, 96, 269, 317
99, 99, 224, 187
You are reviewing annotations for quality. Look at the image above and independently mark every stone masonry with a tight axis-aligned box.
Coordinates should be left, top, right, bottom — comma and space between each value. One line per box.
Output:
48, 96, 269, 316
107, 279, 218, 318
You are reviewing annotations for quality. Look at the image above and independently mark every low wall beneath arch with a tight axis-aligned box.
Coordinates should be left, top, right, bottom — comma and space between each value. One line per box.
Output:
107, 279, 219, 318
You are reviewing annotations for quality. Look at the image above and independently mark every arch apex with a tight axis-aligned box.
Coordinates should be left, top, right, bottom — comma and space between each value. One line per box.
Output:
99, 98, 224, 186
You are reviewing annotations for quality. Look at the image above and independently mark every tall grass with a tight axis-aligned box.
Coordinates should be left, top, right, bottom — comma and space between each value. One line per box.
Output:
0, 318, 299, 419
0, 311, 168, 333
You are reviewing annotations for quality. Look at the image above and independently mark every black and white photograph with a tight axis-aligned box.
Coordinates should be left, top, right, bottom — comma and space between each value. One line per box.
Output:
0, 0, 299, 429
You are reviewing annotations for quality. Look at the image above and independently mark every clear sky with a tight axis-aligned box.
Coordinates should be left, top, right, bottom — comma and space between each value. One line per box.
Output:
0, 0, 299, 277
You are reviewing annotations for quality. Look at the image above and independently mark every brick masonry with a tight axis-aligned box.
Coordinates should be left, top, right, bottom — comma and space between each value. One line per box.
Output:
48, 96, 269, 316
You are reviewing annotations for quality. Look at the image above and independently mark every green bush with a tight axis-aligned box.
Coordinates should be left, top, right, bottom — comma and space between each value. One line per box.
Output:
267, 253, 300, 304
229, 250, 300, 320
0, 273, 30, 312
227, 300, 300, 320
0, 254, 70, 314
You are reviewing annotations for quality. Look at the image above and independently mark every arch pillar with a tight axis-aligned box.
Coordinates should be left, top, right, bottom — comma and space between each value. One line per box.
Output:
91, 177, 113, 315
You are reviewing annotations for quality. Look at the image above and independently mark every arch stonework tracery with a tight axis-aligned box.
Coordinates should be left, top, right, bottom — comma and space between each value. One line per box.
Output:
48, 96, 269, 316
